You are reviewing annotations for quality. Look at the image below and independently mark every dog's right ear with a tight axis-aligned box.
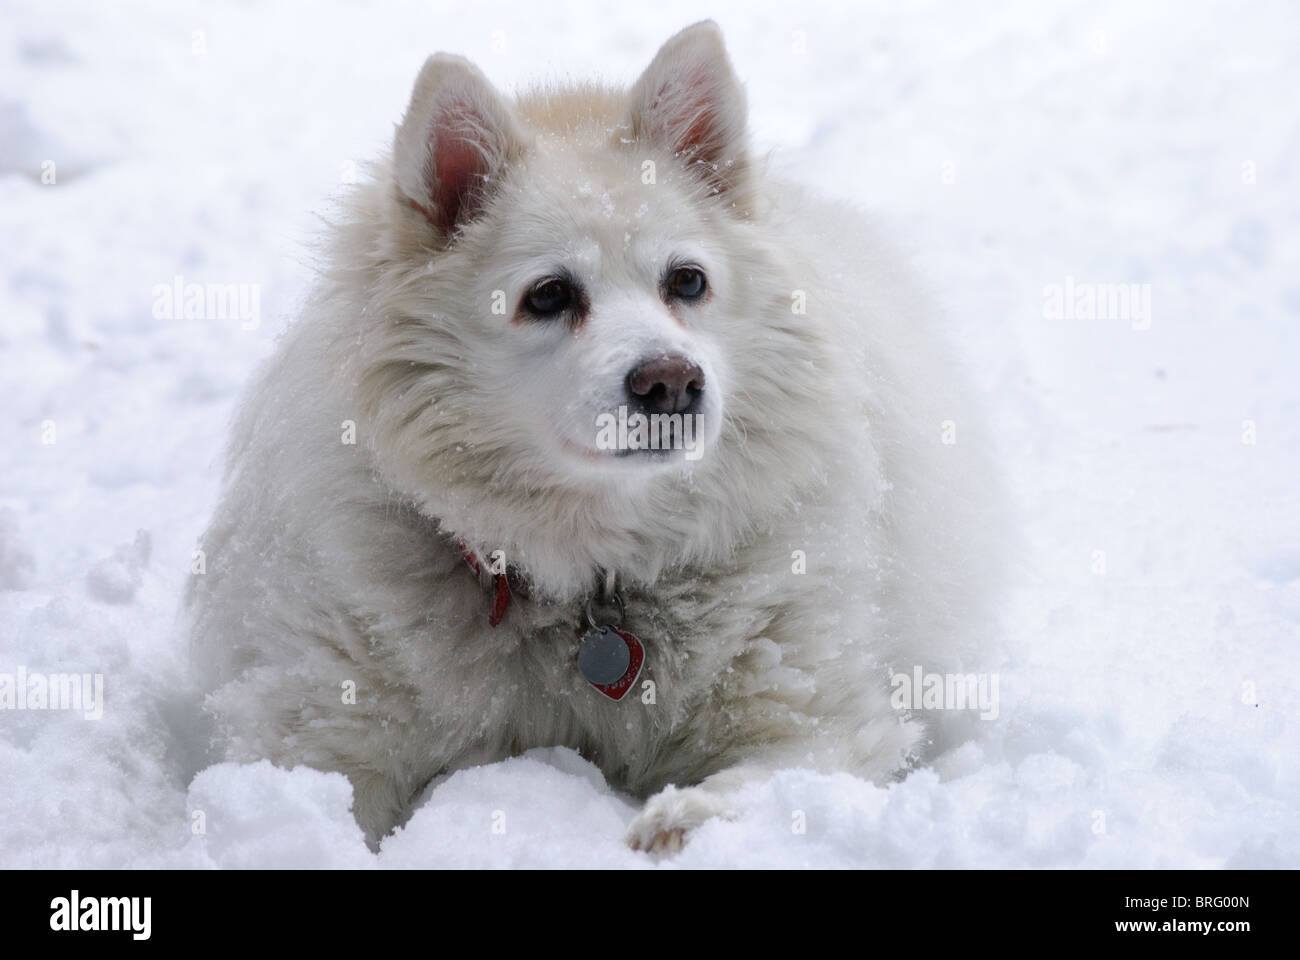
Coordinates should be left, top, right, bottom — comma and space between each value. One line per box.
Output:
393, 55, 526, 240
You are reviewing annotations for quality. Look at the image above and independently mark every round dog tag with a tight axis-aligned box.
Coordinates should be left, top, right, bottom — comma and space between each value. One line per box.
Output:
578, 626, 630, 684
578, 626, 644, 701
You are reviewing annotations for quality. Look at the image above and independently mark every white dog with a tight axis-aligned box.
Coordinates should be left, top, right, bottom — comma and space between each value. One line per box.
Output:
187, 21, 1003, 853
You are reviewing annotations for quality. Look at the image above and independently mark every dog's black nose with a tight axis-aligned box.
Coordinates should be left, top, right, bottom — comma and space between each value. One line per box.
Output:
626, 355, 704, 415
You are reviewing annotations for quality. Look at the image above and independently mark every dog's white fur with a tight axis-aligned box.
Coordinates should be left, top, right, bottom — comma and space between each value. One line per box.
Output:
187, 22, 1003, 852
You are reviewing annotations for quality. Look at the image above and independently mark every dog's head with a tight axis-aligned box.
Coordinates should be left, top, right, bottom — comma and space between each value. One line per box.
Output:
347, 22, 830, 593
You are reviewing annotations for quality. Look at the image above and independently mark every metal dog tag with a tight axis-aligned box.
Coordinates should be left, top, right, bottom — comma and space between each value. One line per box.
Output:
578, 625, 644, 701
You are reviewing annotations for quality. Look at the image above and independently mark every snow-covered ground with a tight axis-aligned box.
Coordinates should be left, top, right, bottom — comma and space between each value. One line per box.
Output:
1, 0, 1296, 867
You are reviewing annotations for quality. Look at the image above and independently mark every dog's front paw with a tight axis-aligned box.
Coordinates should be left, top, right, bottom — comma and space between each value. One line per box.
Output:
625, 785, 731, 855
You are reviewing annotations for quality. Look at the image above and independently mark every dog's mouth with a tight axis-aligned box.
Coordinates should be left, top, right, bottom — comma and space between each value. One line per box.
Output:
554, 392, 718, 470
560, 438, 696, 464
613, 447, 680, 460
561, 416, 713, 466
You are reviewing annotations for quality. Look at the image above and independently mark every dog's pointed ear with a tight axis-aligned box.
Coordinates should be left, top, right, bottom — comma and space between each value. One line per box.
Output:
393, 54, 526, 239
626, 21, 749, 199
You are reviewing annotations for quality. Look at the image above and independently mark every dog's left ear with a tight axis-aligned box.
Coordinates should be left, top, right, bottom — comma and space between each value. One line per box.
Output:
626, 21, 750, 201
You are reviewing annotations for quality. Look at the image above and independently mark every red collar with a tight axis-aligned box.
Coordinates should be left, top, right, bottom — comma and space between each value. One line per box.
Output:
456, 539, 512, 627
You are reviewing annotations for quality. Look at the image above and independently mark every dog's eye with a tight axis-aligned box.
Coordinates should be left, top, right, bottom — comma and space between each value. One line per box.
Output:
667, 266, 707, 301
523, 278, 573, 318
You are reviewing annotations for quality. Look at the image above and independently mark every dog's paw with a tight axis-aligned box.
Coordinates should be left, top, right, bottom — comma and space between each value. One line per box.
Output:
625, 784, 731, 855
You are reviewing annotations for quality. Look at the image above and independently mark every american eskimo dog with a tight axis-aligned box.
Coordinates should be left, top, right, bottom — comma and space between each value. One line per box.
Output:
187, 21, 1002, 853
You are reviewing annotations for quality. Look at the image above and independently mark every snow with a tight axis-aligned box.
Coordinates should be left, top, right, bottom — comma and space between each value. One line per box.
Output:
2, 0, 1297, 867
